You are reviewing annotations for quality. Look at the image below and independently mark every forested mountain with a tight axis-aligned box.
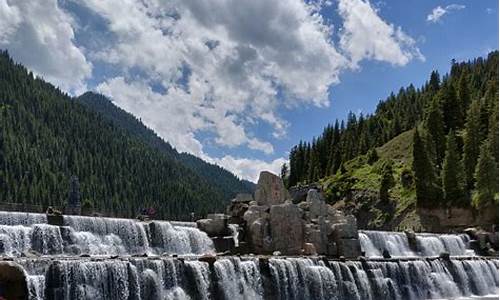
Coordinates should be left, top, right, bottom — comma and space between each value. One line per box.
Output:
286, 51, 498, 222
0, 50, 249, 220
76, 92, 254, 202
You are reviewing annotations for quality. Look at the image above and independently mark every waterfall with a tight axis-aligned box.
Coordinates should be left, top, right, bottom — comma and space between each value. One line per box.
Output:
359, 230, 475, 257
214, 258, 263, 299
0, 212, 497, 300
1, 256, 497, 300
0, 212, 214, 257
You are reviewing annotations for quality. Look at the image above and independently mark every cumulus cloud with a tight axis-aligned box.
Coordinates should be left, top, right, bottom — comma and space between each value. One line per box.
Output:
1, 0, 423, 181
0, 0, 92, 93
427, 4, 465, 23
338, 0, 424, 67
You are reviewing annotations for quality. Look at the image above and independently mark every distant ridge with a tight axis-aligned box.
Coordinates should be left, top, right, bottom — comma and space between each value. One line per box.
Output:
0, 50, 252, 220
76, 91, 255, 201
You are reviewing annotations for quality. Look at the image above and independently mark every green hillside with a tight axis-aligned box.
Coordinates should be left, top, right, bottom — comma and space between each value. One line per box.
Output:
287, 51, 499, 229
77, 92, 254, 202
0, 50, 246, 220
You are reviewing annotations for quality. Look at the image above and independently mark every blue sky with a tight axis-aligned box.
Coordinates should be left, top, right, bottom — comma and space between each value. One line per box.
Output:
0, 0, 497, 181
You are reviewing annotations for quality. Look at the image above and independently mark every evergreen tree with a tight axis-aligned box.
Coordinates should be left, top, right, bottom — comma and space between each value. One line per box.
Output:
487, 99, 498, 162
413, 129, 442, 208
424, 97, 446, 166
440, 83, 463, 133
472, 141, 498, 209
442, 131, 467, 207
462, 99, 482, 189
280, 163, 289, 187
429, 70, 441, 93
457, 72, 471, 119
379, 160, 394, 202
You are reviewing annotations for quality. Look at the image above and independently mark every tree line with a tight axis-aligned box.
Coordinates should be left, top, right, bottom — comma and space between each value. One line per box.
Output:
0, 50, 249, 220
286, 51, 498, 210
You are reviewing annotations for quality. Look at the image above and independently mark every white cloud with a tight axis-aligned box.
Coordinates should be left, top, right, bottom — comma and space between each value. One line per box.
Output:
0, 0, 21, 43
0, 0, 92, 93
427, 4, 465, 23
338, 0, 424, 67
210, 155, 287, 182
0, 0, 424, 181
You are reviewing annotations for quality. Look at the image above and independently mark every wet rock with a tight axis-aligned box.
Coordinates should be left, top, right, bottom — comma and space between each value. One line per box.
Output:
270, 202, 304, 255
488, 232, 499, 250
439, 252, 450, 260
464, 227, 478, 239
382, 249, 391, 259
327, 242, 337, 257
336, 238, 361, 258
196, 214, 229, 237
212, 236, 235, 253
330, 221, 358, 241
405, 230, 418, 252
254, 171, 290, 206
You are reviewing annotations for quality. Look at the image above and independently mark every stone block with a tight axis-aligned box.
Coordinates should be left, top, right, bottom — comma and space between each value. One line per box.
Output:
270, 202, 304, 255
337, 238, 361, 258
196, 217, 227, 237
212, 236, 235, 253
254, 171, 290, 206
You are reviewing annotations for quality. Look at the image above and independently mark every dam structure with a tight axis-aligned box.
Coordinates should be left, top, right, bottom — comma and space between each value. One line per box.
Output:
0, 173, 497, 300
0, 210, 497, 300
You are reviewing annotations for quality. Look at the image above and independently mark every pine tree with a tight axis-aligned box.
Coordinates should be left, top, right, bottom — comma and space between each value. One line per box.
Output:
457, 72, 471, 118
429, 70, 441, 93
379, 160, 395, 202
487, 99, 498, 162
442, 131, 467, 207
425, 97, 446, 166
462, 99, 482, 189
280, 163, 289, 187
413, 129, 442, 208
440, 83, 463, 132
472, 141, 498, 209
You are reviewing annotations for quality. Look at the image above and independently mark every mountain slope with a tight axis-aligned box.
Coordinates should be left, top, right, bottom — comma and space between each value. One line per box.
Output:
290, 51, 499, 230
76, 92, 255, 201
0, 50, 238, 220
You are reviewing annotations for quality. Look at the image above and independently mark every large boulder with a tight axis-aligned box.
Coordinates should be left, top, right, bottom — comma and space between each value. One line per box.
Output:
226, 198, 250, 224
243, 205, 269, 227
254, 171, 290, 206
330, 223, 358, 241
196, 214, 229, 237
248, 217, 272, 253
270, 202, 304, 255
307, 189, 326, 219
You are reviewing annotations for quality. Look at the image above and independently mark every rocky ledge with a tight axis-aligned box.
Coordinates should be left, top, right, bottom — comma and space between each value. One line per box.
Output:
197, 171, 362, 258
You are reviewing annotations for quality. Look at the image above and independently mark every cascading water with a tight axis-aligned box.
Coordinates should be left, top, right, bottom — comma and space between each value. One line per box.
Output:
359, 230, 475, 257
0, 211, 497, 300
0, 212, 214, 257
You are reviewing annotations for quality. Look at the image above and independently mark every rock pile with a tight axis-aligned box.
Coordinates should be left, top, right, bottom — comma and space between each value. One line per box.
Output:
200, 171, 362, 258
